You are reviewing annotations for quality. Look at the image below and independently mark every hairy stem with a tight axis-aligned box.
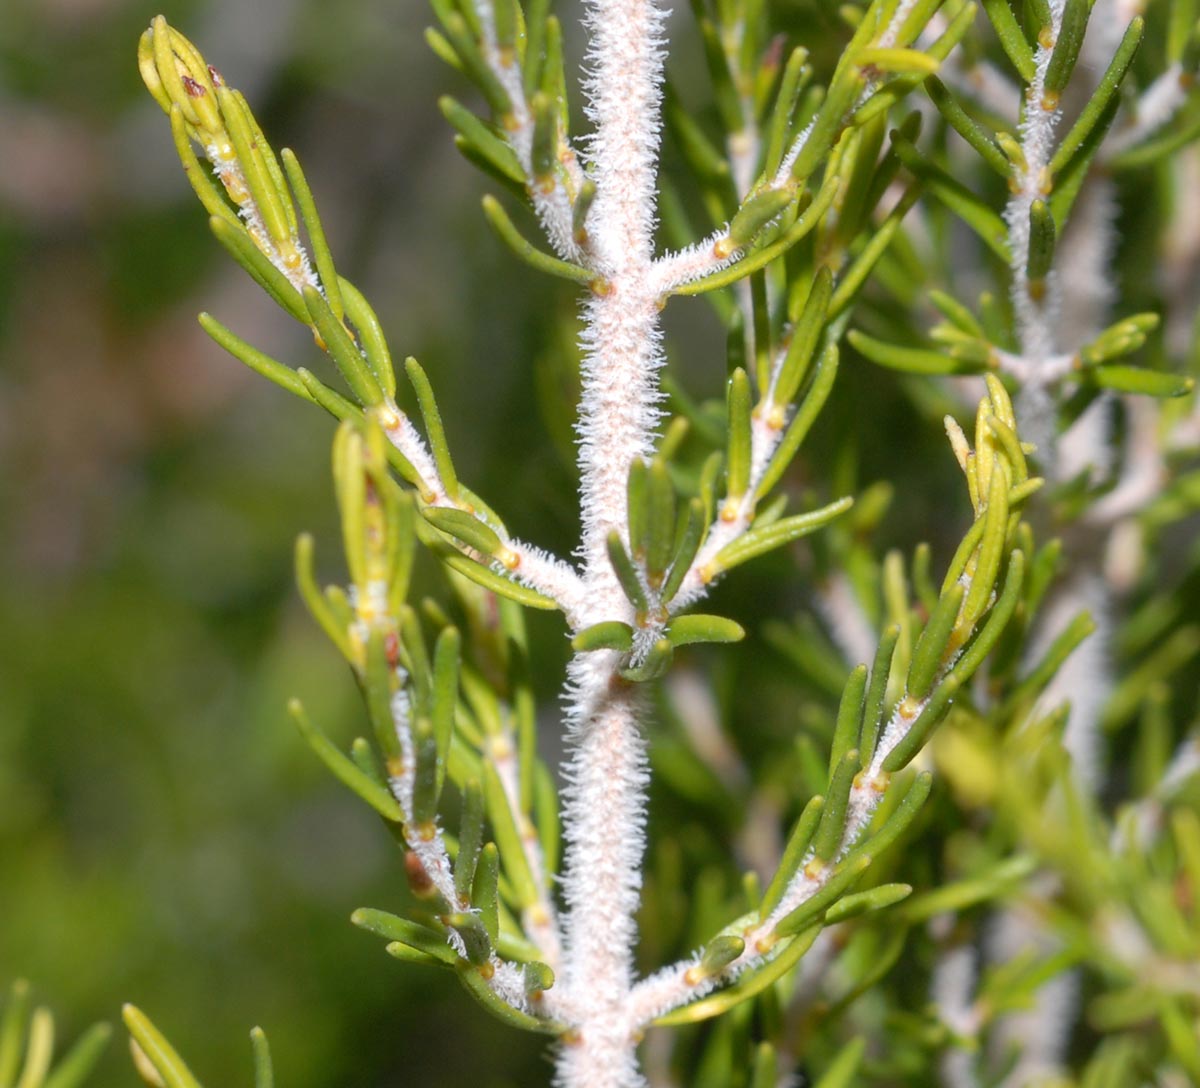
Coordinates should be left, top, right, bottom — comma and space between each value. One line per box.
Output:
557, 665, 649, 1087
555, 0, 668, 1084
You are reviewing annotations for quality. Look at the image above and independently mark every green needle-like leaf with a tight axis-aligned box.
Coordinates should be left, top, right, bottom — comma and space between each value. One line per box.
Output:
645, 458, 677, 586
860, 624, 900, 764
924, 78, 1009, 176
289, 699, 403, 821
705, 497, 854, 578
571, 622, 635, 653
981, 0, 1036, 80
1026, 198, 1056, 285
455, 963, 566, 1035
411, 716, 441, 827
812, 1037, 867, 1088
774, 854, 873, 936
961, 466, 1010, 629
765, 47, 812, 177
828, 183, 922, 317
1050, 18, 1143, 178
830, 665, 868, 776
791, 68, 866, 186
849, 329, 983, 375
423, 507, 503, 558
606, 531, 649, 612
168, 106, 241, 228
304, 285, 384, 405
351, 908, 459, 964
879, 676, 961, 773
750, 1043, 777, 1088
760, 794, 825, 919
198, 313, 311, 402
890, 137, 1009, 260
435, 12, 513, 119
482, 764, 539, 909
823, 882, 912, 924
774, 268, 832, 406
1054, 96, 1124, 231
1045, 0, 1089, 95
431, 626, 460, 795
122, 1007, 204, 1088
674, 170, 840, 296
364, 629, 402, 761
454, 779, 485, 902
573, 180, 596, 245
757, 343, 840, 497
471, 843, 500, 942
336, 278, 396, 399
726, 188, 796, 251
907, 584, 966, 699
481, 196, 596, 285
812, 748, 861, 861
429, 547, 559, 610
280, 148, 343, 319
699, 934, 746, 977
530, 91, 557, 187
249, 1029, 273, 1088
523, 961, 555, 997
666, 614, 745, 646
1087, 365, 1194, 398
946, 550, 1026, 684
294, 533, 354, 663
626, 457, 648, 560
725, 369, 753, 502
440, 97, 525, 185
0, 983, 30, 1087
661, 498, 708, 603
41, 1023, 112, 1088
209, 216, 309, 323
12, 1008, 51, 1088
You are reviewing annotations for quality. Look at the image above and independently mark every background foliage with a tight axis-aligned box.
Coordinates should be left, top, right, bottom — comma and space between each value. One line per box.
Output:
3, 1, 1198, 1086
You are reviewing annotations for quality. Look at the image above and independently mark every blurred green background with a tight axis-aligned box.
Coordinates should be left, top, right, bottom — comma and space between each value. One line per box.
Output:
0, 1, 976, 1084
0, 1, 578, 1082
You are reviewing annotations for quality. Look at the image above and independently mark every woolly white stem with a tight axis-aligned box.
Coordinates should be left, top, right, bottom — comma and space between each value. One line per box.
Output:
815, 571, 880, 669
557, 666, 649, 1088
1005, 2, 1066, 373
555, 0, 667, 1083
573, 0, 667, 595
933, 943, 982, 1088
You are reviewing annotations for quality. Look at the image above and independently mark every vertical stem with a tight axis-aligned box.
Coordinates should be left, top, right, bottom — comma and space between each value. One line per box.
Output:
575, 0, 668, 600
557, 662, 648, 1088
557, 0, 667, 1085
1006, 2, 1065, 460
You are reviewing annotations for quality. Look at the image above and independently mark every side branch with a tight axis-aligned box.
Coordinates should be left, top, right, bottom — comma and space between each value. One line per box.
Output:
468, 0, 590, 261
387, 686, 538, 1017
